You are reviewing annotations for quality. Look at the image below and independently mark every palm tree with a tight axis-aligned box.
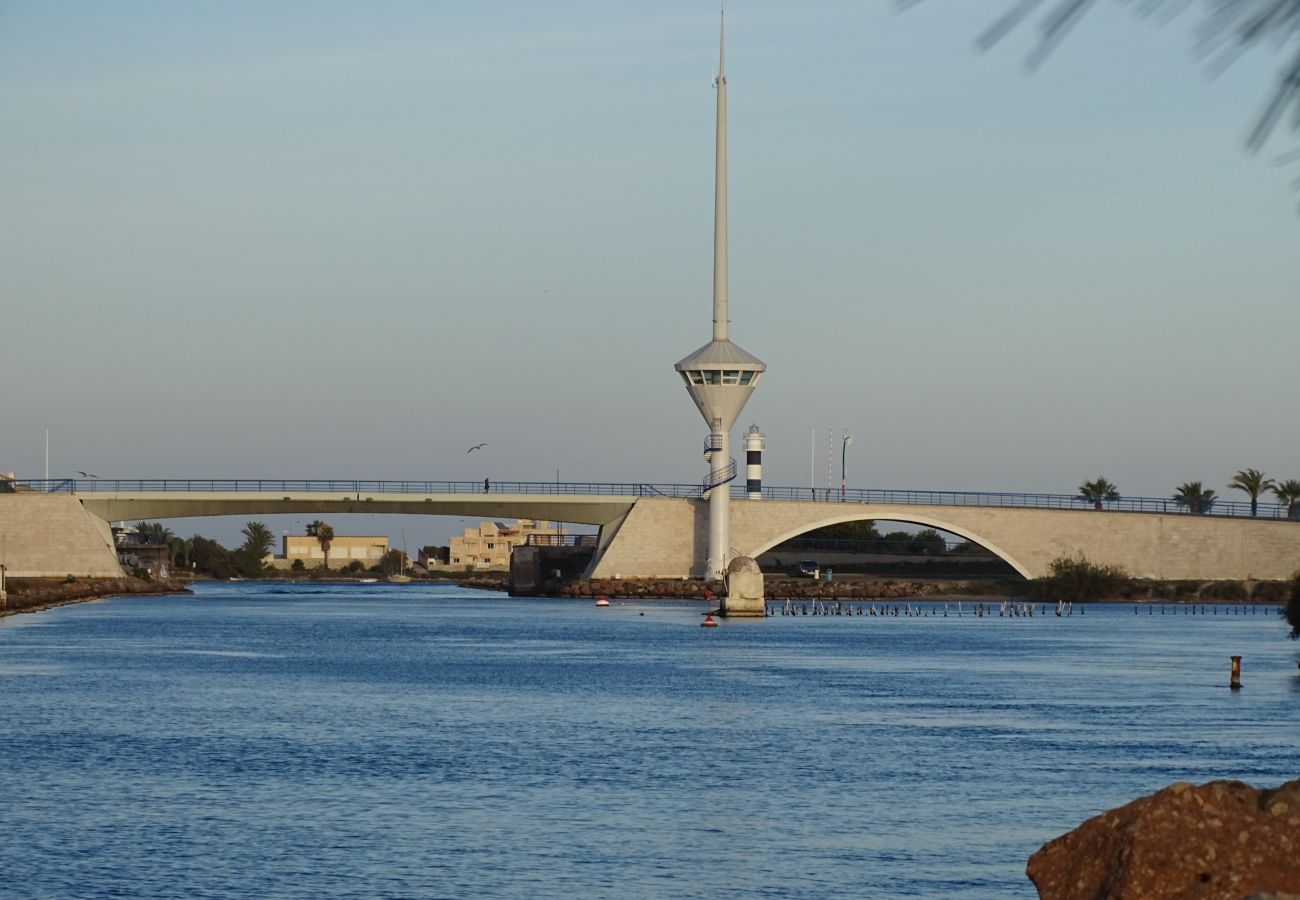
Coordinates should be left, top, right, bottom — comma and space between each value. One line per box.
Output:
313, 522, 335, 570
1228, 468, 1274, 517
1271, 479, 1300, 521
240, 521, 275, 559
1172, 481, 1217, 515
167, 535, 192, 570
132, 521, 174, 545
972, 2, 1299, 155
1076, 477, 1120, 511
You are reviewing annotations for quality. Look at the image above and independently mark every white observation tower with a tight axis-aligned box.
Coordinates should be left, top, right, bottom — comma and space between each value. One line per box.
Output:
675, 12, 766, 582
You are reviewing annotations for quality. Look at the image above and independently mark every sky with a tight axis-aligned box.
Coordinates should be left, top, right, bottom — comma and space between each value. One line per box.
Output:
2, 1, 1296, 547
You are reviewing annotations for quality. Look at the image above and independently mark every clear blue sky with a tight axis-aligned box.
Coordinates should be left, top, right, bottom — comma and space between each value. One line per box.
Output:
2, 1, 1295, 546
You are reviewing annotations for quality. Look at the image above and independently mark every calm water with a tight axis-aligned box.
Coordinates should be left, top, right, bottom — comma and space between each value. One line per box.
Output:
1, 583, 1297, 899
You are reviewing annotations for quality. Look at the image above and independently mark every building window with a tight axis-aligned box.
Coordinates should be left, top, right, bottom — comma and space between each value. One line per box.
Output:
739, 371, 754, 385
487, 542, 494, 549
722, 370, 740, 385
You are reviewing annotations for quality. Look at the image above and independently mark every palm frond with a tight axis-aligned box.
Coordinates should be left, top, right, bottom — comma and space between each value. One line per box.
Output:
927, 0, 1300, 154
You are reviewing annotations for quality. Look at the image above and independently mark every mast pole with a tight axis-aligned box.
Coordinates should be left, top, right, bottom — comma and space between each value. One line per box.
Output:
712, 9, 728, 342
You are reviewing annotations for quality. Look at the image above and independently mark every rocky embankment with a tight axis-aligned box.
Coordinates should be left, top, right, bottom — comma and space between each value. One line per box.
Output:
1027, 777, 1300, 899
532, 578, 954, 601
458, 574, 508, 592
1, 576, 191, 617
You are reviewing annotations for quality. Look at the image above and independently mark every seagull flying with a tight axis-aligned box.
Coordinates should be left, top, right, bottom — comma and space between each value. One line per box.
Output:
466, 443, 489, 453
77, 470, 99, 478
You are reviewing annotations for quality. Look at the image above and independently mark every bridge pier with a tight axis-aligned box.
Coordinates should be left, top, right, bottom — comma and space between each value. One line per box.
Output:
721, 556, 764, 617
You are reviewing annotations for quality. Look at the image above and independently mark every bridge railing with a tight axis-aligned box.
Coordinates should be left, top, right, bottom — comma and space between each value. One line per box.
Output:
7, 477, 1295, 521
9, 478, 704, 498
748, 485, 1296, 520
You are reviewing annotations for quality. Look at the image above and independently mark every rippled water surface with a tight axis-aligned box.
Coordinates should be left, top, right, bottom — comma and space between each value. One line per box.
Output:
2, 583, 1297, 898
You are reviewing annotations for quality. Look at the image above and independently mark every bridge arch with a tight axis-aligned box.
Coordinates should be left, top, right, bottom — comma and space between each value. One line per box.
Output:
745, 509, 1034, 580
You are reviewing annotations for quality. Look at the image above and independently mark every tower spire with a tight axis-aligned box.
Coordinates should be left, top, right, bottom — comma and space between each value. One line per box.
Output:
712, 8, 728, 342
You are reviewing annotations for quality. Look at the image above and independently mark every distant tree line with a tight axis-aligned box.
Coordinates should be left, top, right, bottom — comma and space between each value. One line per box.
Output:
125, 519, 413, 579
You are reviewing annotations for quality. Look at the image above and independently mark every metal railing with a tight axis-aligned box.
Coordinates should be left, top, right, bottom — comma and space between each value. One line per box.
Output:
524, 534, 600, 548
4, 477, 1296, 521
752, 485, 1298, 520
7, 478, 702, 498
777, 536, 982, 554
702, 459, 737, 493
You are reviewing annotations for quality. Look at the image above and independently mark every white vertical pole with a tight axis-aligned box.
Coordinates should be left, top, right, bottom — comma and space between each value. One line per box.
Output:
44, 429, 49, 481
800, 431, 811, 496
827, 425, 833, 495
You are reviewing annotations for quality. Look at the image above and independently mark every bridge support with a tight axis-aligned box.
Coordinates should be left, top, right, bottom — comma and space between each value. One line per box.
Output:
722, 556, 764, 617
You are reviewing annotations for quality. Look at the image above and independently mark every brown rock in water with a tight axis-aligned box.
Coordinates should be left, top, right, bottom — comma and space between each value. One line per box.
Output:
1027, 778, 1300, 899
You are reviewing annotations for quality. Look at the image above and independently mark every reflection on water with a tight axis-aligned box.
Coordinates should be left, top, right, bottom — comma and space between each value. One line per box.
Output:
1, 582, 1296, 898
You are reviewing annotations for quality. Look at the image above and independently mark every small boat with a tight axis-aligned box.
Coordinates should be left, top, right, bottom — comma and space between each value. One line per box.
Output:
387, 531, 413, 583
595, 597, 610, 607
358, 577, 378, 584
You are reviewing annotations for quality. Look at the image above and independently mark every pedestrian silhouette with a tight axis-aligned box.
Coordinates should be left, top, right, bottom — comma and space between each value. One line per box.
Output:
484, 478, 490, 493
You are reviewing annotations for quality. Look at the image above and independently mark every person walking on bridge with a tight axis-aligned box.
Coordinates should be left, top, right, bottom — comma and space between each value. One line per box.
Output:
484, 477, 490, 494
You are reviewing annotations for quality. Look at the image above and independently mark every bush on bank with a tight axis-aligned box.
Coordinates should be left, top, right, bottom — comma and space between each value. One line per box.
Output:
1031, 556, 1129, 602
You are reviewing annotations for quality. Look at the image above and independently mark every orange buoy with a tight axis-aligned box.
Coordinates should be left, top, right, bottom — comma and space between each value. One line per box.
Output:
700, 614, 718, 627
595, 597, 610, 608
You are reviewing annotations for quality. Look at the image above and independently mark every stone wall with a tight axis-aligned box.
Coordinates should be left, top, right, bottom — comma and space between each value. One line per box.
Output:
0, 495, 124, 578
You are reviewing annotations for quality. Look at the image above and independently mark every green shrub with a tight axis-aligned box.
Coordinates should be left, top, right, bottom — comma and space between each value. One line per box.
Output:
1032, 555, 1129, 602
1201, 581, 1248, 601
1251, 581, 1287, 604
291, 559, 305, 572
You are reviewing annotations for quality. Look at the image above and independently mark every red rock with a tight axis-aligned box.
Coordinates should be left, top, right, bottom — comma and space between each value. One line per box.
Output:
1027, 777, 1300, 899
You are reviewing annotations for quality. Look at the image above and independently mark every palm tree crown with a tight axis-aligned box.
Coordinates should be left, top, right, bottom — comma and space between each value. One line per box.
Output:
1173, 481, 1217, 515
1228, 468, 1274, 517
240, 521, 275, 558
1076, 477, 1120, 510
1272, 479, 1300, 521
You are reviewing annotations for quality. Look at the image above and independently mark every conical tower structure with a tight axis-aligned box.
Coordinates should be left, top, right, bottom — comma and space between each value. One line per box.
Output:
675, 11, 766, 581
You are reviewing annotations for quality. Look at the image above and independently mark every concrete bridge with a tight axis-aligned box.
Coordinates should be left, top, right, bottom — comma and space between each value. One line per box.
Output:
586, 497, 1300, 582
2, 478, 1299, 581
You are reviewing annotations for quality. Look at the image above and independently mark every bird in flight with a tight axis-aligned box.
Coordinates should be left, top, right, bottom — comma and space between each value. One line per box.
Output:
466, 443, 489, 453
77, 470, 99, 478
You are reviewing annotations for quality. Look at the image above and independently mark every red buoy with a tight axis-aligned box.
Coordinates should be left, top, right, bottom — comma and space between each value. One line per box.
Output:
700, 614, 718, 628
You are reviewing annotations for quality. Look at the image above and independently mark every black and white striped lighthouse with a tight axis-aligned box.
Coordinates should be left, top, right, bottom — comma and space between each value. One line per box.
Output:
745, 424, 765, 500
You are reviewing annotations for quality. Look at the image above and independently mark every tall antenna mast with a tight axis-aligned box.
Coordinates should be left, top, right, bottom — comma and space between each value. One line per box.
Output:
712, 8, 728, 342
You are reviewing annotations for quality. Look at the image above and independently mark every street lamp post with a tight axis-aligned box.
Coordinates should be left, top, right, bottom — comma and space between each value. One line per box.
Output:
840, 432, 852, 502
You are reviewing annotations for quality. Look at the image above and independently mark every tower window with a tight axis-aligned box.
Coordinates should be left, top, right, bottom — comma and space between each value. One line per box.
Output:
702, 370, 720, 385
739, 371, 754, 385
689, 371, 705, 385
722, 370, 740, 385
